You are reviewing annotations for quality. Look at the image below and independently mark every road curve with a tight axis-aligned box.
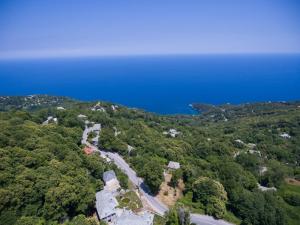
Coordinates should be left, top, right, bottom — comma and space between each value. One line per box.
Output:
99, 151, 234, 225
81, 123, 234, 224
100, 150, 168, 216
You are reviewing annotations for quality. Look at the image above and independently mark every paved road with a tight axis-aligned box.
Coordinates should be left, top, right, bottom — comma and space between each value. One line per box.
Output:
100, 151, 168, 216
101, 151, 234, 224
190, 214, 234, 225
81, 123, 101, 145
82, 122, 234, 224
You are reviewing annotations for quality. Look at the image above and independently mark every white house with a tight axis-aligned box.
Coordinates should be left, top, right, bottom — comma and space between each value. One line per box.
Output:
168, 161, 180, 170
114, 210, 154, 225
91, 102, 106, 112
78, 114, 87, 119
95, 190, 119, 223
163, 129, 180, 138
42, 116, 58, 125
257, 183, 277, 192
248, 149, 262, 157
235, 139, 244, 145
103, 170, 120, 192
111, 105, 118, 111
280, 133, 291, 139
93, 123, 101, 131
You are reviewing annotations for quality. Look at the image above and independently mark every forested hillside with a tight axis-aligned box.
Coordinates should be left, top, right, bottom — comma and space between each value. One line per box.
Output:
0, 95, 299, 225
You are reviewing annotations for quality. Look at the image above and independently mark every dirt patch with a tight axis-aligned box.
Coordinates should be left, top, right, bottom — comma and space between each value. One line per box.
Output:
156, 173, 184, 207
285, 178, 300, 186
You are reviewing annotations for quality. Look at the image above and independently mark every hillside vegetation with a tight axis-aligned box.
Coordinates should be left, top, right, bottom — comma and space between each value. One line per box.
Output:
0, 95, 300, 225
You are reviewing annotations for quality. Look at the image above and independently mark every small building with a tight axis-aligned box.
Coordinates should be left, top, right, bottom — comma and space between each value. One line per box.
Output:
103, 170, 120, 192
91, 102, 106, 112
114, 210, 154, 225
168, 161, 180, 170
57, 106, 65, 110
280, 133, 291, 139
247, 143, 257, 149
93, 123, 101, 131
42, 116, 58, 125
78, 114, 87, 119
95, 190, 119, 223
127, 145, 134, 153
235, 139, 244, 145
111, 105, 118, 111
259, 166, 268, 175
248, 149, 262, 157
163, 129, 180, 138
257, 183, 277, 192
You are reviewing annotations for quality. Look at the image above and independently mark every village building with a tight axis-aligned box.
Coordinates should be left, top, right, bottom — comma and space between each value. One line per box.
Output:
103, 170, 120, 192
42, 116, 58, 125
235, 139, 244, 145
113, 127, 121, 137
280, 133, 291, 139
127, 145, 134, 153
248, 149, 262, 157
93, 123, 101, 131
168, 161, 180, 170
259, 166, 268, 175
91, 102, 106, 112
111, 105, 118, 111
93, 165, 156, 225
247, 143, 257, 149
114, 210, 154, 225
78, 114, 87, 119
95, 190, 119, 223
163, 129, 181, 138
257, 183, 277, 192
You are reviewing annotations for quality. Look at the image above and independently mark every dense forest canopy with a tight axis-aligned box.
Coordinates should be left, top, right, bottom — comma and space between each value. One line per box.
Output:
0, 95, 300, 225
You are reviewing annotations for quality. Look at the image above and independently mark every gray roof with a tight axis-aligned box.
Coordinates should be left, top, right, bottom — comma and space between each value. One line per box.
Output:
168, 161, 180, 169
115, 210, 154, 225
93, 123, 101, 131
95, 190, 118, 219
103, 170, 117, 183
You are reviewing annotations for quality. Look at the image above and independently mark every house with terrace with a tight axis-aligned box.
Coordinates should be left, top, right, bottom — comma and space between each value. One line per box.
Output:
95, 190, 119, 223
103, 170, 120, 192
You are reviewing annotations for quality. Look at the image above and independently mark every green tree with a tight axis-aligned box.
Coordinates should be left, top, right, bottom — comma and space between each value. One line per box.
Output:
192, 177, 227, 204
15, 216, 46, 225
192, 177, 228, 219
166, 208, 179, 225
140, 159, 163, 194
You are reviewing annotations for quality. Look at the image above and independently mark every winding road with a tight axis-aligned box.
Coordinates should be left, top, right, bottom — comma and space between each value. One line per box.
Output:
100, 150, 168, 216
82, 123, 234, 225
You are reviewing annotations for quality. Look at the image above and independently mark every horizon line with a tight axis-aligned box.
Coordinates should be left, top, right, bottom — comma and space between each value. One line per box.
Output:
1, 50, 300, 60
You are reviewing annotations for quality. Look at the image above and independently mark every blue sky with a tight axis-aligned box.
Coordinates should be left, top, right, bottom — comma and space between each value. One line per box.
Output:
0, 0, 300, 59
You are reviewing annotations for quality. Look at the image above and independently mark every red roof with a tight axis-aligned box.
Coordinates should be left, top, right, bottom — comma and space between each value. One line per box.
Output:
84, 146, 94, 155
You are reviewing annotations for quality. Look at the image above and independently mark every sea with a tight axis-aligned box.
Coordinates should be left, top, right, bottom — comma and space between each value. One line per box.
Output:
0, 54, 300, 114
